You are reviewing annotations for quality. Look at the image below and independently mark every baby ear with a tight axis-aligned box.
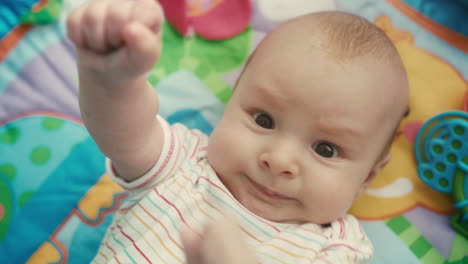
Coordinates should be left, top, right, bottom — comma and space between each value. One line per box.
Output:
356, 152, 392, 198
367, 152, 391, 185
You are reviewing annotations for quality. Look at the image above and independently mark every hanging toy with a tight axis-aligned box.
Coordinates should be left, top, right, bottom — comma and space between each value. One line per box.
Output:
414, 108, 468, 239
158, 0, 251, 40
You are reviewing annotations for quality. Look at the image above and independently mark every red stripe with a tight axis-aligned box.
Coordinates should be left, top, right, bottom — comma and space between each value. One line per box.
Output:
117, 225, 153, 264
316, 257, 333, 264
301, 227, 329, 239
153, 188, 201, 236
323, 243, 368, 255
339, 218, 345, 239
189, 131, 201, 158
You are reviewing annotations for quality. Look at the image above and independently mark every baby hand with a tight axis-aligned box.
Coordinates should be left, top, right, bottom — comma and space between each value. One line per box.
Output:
181, 217, 257, 264
67, 0, 163, 82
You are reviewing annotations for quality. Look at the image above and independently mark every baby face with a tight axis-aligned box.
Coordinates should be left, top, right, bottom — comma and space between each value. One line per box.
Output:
207, 43, 405, 224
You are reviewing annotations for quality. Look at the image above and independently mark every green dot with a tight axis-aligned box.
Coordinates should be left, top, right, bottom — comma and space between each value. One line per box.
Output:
30, 146, 51, 165
454, 125, 464, 135
439, 178, 449, 188
42, 118, 64, 131
451, 140, 462, 149
0, 164, 16, 180
0, 127, 20, 144
455, 170, 465, 178
447, 153, 457, 163
423, 170, 433, 179
71, 142, 81, 152
433, 145, 443, 154
0, 179, 13, 240
18, 191, 34, 208
463, 156, 468, 165
436, 163, 446, 172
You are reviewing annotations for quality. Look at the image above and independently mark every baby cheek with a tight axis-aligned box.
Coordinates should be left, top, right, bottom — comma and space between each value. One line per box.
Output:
306, 178, 357, 220
333, 183, 361, 214
208, 124, 246, 169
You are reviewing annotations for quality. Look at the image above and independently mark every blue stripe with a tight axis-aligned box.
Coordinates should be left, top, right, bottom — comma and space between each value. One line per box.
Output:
0, 0, 37, 39
145, 195, 179, 231
111, 232, 137, 264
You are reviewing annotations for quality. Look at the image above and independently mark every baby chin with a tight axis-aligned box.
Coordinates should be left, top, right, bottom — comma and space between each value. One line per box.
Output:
224, 173, 305, 224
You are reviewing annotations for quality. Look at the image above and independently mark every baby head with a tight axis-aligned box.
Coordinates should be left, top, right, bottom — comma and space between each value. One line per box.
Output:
207, 11, 409, 224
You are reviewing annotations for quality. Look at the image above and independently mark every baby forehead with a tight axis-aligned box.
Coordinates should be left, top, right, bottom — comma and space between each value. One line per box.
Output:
256, 11, 398, 63
246, 77, 384, 115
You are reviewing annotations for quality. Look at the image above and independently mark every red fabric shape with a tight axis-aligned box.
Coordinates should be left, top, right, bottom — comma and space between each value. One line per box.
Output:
158, 0, 252, 40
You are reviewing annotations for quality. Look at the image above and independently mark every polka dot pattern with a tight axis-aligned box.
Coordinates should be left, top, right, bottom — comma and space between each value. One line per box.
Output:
30, 146, 51, 165
0, 164, 16, 180
0, 114, 91, 243
42, 117, 64, 131
0, 126, 20, 144
0, 176, 13, 242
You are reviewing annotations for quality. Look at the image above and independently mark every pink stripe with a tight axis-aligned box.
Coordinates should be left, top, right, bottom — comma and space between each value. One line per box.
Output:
153, 189, 200, 236
181, 144, 187, 156
189, 131, 201, 158
117, 225, 152, 264
199, 175, 280, 232
128, 128, 176, 190
153, 145, 182, 187
0, 110, 83, 126
339, 218, 345, 239
323, 243, 368, 254
301, 227, 329, 239
316, 257, 333, 264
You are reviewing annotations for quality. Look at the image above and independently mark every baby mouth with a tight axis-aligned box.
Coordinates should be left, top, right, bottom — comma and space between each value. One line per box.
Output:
247, 176, 292, 200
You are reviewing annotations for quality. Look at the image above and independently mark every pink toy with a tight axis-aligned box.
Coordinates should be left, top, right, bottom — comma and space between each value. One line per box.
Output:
158, 0, 252, 40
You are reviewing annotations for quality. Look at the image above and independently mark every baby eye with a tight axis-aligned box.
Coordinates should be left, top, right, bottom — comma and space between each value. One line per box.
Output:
253, 112, 274, 129
312, 142, 338, 158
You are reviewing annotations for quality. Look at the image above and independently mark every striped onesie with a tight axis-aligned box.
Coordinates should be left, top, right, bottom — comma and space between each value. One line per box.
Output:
92, 117, 373, 263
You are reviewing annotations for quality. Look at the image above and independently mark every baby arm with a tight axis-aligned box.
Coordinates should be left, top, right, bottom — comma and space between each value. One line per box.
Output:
67, 0, 164, 181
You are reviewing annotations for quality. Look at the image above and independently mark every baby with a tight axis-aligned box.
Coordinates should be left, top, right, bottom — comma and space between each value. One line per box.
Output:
67, 0, 409, 263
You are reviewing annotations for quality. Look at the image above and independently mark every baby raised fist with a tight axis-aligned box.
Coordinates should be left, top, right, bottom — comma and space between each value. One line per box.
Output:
67, 0, 163, 82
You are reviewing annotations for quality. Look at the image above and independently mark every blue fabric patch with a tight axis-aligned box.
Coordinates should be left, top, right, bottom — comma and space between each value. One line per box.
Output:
402, 0, 468, 36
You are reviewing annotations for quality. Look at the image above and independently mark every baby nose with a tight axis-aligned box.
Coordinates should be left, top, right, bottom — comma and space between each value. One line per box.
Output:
259, 151, 299, 178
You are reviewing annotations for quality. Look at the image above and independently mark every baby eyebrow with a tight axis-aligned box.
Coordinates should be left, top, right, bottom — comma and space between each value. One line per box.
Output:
253, 85, 289, 109
316, 124, 364, 143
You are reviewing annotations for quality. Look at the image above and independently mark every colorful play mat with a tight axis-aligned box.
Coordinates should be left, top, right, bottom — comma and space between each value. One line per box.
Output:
0, 0, 467, 263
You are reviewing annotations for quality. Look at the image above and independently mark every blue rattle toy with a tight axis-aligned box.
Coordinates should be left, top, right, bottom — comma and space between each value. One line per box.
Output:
414, 110, 468, 239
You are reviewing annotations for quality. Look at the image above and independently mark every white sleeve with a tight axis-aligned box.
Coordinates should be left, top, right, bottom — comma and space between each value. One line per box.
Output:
106, 115, 181, 193
314, 216, 373, 264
